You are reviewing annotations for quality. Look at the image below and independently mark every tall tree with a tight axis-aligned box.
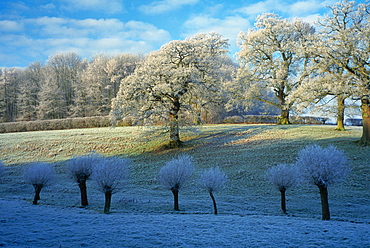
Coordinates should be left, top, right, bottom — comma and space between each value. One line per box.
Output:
79, 54, 141, 117
46, 52, 84, 118
237, 14, 315, 124
317, 0, 370, 145
292, 62, 357, 131
112, 33, 229, 147
0, 68, 20, 122
18, 62, 44, 121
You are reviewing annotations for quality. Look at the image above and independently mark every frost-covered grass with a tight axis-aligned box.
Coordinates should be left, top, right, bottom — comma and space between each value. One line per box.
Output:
0, 124, 369, 247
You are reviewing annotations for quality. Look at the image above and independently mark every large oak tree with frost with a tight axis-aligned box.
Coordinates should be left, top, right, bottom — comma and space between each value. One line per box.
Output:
112, 33, 229, 147
237, 14, 315, 124
316, 0, 370, 145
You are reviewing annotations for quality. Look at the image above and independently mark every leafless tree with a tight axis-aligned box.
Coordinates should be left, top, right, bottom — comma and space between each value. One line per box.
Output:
296, 144, 349, 220
266, 164, 300, 214
67, 153, 100, 207
92, 157, 130, 214
199, 167, 228, 215
158, 154, 194, 211
24, 163, 55, 204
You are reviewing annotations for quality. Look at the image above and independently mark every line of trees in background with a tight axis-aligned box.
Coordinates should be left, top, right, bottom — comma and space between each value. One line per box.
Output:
1, 1, 369, 144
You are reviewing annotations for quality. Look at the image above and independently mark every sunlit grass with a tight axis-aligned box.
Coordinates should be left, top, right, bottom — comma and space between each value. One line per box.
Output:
0, 124, 369, 220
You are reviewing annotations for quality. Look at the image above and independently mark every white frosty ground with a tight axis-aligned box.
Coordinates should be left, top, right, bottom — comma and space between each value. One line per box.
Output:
1, 198, 369, 248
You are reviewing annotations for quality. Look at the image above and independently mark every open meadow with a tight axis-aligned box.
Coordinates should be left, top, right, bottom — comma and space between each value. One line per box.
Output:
0, 124, 369, 247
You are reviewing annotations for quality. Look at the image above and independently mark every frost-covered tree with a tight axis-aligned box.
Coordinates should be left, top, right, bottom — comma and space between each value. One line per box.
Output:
296, 144, 349, 220
317, 0, 370, 144
67, 153, 99, 207
112, 32, 229, 147
199, 167, 228, 215
292, 66, 357, 131
24, 163, 55, 205
0, 68, 21, 122
78, 54, 141, 117
237, 14, 315, 124
92, 157, 130, 214
266, 164, 300, 214
158, 154, 194, 211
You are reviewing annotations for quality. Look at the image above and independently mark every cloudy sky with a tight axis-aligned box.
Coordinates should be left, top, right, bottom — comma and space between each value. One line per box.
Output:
0, 0, 344, 68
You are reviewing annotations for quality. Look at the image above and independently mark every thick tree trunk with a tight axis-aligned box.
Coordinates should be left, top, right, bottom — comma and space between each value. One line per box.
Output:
171, 189, 180, 211
335, 96, 345, 131
277, 109, 290, 125
168, 98, 182, 148
104, 191, 112, 214
209, 191, 218, 215
279, 187, 287, 214
33, 184, 43, 205
78, 180, 88, 207
318, 184, 330, 220
359, 96, 370, 146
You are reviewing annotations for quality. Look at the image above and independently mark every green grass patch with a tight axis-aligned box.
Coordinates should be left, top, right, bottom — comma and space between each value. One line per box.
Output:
0, 124, 369, 220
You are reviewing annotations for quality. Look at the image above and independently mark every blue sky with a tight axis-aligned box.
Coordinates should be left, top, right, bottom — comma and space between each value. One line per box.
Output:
0, 0, 345, 68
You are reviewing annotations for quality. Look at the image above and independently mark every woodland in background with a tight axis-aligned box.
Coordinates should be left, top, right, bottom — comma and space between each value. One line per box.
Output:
1, 1, 369, 144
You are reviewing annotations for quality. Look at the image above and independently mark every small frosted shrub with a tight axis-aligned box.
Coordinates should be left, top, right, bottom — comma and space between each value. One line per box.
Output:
92, 157, 130, 214
296, 144, 349, 220
24, 163, 55, 204
266, 164, 300, 214
199, 167, 228, 214
158, 154, 194, 211
67, 153, 102, 207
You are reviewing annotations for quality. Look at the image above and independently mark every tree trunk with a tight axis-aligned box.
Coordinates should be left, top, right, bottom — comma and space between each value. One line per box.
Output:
78, 180, 88, 207
209, 191, 218, 215
277, 109, 290, 125
33, 184, 43, 205
104, 191, 112, 214
335, 96, 345, 131
318, 184, 330, 220
279, 187, 287, 214
168, 98, 182, 148
171, 189, 180, 211
359, 96, 370, 146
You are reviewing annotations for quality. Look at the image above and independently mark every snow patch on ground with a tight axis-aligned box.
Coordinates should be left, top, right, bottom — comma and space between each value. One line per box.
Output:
1, 198, 369, 248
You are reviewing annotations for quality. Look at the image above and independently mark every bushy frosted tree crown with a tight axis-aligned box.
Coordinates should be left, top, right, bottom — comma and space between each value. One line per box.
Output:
92, 156, 130, 193
24, 162, 55, 186
67, 153, 100, 181
158, 154, 194, 191
296, 144, 349, 187
199, 167, 228, 193
266, 163, 300, 190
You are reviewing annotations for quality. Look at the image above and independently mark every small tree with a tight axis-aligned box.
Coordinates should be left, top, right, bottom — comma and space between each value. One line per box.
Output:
24, 163, 55, 205
266, 164, 300, 214
199, 167, 228, 215
67, 153, 99, 207
158, 154, 194, 211
92, 157, 130, 214
296, 144, 349, 220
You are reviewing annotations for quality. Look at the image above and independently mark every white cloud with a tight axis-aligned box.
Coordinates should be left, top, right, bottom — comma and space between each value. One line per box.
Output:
0, 17, 172, 66
236, 0, 336, 19
183, 15, 251, 55
0, 20, 24, 32
61, 0, 125, 14
139, 0, 199, 14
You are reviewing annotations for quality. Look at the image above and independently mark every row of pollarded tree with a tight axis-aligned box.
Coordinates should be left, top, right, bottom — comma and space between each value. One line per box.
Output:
13, 154, 227, 214
6, 143, 349, 220
111, 1, 370, 147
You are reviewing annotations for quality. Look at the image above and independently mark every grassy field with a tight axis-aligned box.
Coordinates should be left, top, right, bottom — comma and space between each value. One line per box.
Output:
0, 124, 369, 222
